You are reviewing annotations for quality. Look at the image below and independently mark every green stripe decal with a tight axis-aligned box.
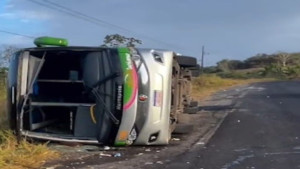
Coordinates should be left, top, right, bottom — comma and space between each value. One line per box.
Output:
118, 48, 138, 110
114, 141, 127, 147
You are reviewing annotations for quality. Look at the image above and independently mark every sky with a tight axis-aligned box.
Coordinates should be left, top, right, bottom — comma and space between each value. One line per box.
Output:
1, 0, 300, 66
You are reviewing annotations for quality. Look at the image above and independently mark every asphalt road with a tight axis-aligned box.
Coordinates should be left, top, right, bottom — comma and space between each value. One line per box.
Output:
157, 81, 300, 169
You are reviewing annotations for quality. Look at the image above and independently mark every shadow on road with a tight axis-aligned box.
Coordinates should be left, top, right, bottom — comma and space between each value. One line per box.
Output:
198, 105, 234, 111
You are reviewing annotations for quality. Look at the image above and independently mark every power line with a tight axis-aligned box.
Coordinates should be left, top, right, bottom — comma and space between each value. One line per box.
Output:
25, 0, 180, 49
43, 0, 134, 33
26, 0, 104, 27
41, 0, 179, 48
0, 29, 35, 39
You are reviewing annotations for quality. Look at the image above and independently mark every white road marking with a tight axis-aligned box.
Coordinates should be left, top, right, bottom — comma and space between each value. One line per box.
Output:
264, 151, 300, 156
221, 154, 254, 169
221, 151, 300, 169
238, 92, 247, 98
234, 148, 248, 152
293, 146, 300, 150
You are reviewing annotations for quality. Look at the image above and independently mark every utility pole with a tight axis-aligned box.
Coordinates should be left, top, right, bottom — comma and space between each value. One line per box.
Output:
201, 45, 205, 74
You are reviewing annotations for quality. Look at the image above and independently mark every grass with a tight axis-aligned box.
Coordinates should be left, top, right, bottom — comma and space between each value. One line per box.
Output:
192, 74, 275, 100
0, 80, 59, 169
0, 79, 7, 129
0, 131, 59, 169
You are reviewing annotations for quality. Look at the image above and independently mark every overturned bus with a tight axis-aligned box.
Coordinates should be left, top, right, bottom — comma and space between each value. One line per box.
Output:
7, 37, 200, 146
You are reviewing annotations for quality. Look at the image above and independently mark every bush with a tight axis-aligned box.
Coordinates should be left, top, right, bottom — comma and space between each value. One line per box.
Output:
216, 70, 264, 79
262, 64, 300, 79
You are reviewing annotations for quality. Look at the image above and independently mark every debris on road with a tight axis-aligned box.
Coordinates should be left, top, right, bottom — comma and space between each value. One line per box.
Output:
100, 153, 112, 157
171, 138, 181, 141
104, 146, 110, 151
114, 153, 122, 157
137, 153, 144, 156
145, 148, 151, 152
145, 162, 154, 165
156, 161, 164, 164
196, 141, 205, 145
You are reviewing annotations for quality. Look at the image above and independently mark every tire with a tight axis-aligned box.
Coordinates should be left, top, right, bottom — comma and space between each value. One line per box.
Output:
189, 101, 198, 107
184, 106, 199, 114
173, 124, 194, 134
176, 56, 197, 67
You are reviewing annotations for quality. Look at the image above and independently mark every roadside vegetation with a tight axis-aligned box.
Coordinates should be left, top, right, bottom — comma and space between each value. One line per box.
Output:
204, 52, 300, 80
192, 51, 300, 100
0, 71, 7, 129
191, 74, 275, 100
0, 131, 59, 169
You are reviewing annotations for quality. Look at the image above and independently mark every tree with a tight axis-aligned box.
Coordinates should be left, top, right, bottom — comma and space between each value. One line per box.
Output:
277, 52, 290, 67
217, 59, 230, 72
227, 60, 245, 70
102, 34, 142, 47
0, 45, 19, 68
203, 66, 219, 73
244, 53, 276, 68
126, 37, 142, 47
216, 59, 245, 72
